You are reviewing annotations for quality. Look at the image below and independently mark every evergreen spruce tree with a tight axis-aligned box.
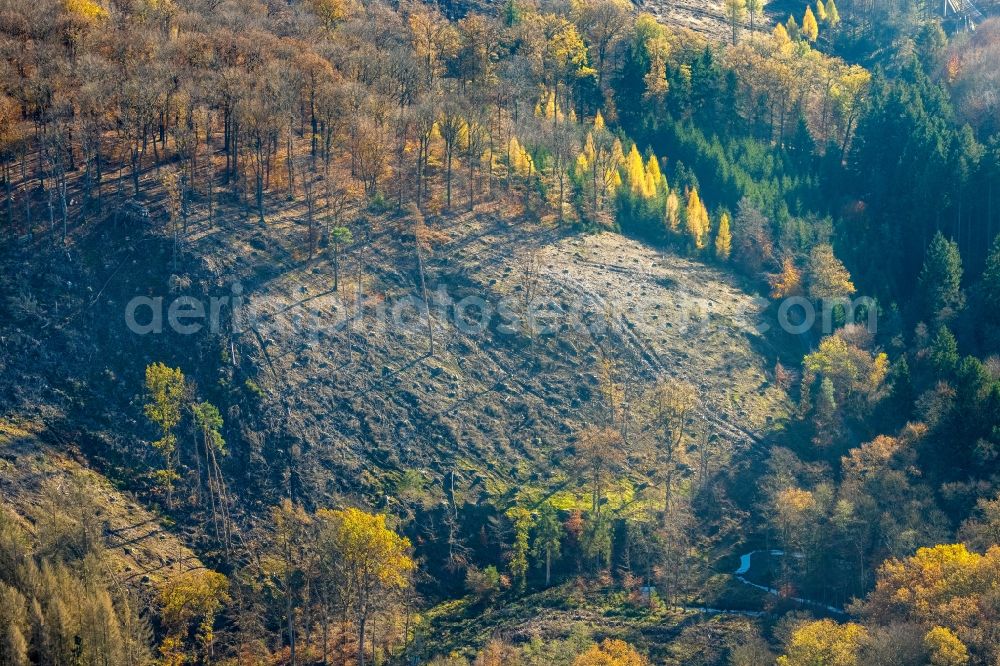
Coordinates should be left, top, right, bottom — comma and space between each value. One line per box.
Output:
918, 231, 965, 325
929, 326, 960, 376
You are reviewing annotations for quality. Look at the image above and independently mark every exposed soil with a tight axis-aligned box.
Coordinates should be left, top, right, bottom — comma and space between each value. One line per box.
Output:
208, 194, 791, 509
638, 0, 775, 41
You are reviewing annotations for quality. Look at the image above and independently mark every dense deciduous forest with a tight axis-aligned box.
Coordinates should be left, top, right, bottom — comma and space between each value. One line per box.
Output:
1, 0, 1000, 663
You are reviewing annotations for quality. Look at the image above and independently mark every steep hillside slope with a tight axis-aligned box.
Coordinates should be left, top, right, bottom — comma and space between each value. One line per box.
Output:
0, 184, 791, 515
0, 420, 204, 587
194, 196, 791, 508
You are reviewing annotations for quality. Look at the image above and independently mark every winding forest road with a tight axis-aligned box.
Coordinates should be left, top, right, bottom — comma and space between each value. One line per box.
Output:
664, 550, 848, 618
732, 550, 847, 615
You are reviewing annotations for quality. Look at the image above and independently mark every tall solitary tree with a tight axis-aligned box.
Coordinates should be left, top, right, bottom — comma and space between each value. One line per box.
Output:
144, 363, 187, 508
437, 104, 464, 209
650, 379, 697, 523
532, 502, 563, 587
192, 402, 229, 548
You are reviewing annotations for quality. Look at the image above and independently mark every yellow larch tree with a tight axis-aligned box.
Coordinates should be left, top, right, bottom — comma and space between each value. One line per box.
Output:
576, 129, 622, 221
773, 22, 791, 46
644, 154, 666, 199
625, 144, 647, 198
685, 188, 710, 249
509, 136, 534, 177
665, 189, 680, 231
715, 211, 732, 261
815, 0, 827, 22
535, 89, 564, 122
770, 257, 803, 298
802, 6, 819, 42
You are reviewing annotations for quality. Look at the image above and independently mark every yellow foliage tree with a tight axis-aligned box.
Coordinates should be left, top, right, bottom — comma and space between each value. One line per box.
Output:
317, 507, 414, 666
574, 639, 648, 666
535, 89, 564, 122
576, 129, 622, 221
715, 211, 732, 261
807, 243, 855, 300
773, 22, 791, 46
644, 154, 665, 199
924, 627, 970, 666
544, 16, 596, 87
774, 486, 817, 543
815, 0, 827, 21
158, 569, 230, 666
770, 257, 803, 298
803, 333, 888, 407
723, 0, 747, 45
625, 144, 647, 198
633, 14, 670, 101
777, 619, 868, 666
64, 0, 107, 20
308, 0, 355, 30
509, 136, 534, 177
802, 6, 819, 41
665, 190, 680, 231
685, 188, 710, 250
857, 544, 1000, 656
546, 91, 561, 121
